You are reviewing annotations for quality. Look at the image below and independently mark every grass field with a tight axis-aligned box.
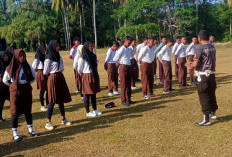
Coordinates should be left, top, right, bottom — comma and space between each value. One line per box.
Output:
0, 47, 232, 157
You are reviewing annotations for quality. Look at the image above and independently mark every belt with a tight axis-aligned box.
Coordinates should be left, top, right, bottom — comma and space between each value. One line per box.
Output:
119, 64, 131, 67
195, 70, 215, 82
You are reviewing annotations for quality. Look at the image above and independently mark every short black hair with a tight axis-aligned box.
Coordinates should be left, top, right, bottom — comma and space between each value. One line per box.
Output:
192, 36, 198, 39
176, 36, 181, 40
152, 36, 158, 41
73, 37, 81, 43
167, 39, 174, 43
143, 37, 148, 41
198, 30, 209, 40
209, 34, 215, 38
125, 36, 132, 41
117, 38, 122, 41
161, 36, 166, 40
131, 38, 136, 41
181, 36, 186, 39
111, 42, 120, 47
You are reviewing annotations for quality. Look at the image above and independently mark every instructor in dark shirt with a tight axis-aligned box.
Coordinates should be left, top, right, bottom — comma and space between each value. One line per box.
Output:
186, 30, 218, 127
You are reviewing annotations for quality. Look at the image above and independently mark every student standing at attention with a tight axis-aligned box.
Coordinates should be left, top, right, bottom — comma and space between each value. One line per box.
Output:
152, 37, 158, 79
175, 36, 187, 87
186, 30, 217, 126
32, 45, 49, 111
105, 42, 120, 96
43, 40, 72, 130
209, 35, 215, 46
3, 49, 38, 142
138, 38, 156, 99
0, 51, 10, 122
114, 36, 135, 106
157, 40, 174, 94
77, 42, 102, 117
129, 38, 138, 90
69, 37, 81, 93
172, 36, 181, 79
154, 37, 167, 85
186, 36, 198, 84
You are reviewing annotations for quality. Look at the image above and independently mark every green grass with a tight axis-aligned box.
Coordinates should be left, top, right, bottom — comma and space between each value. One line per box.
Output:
0, 48, 232, 157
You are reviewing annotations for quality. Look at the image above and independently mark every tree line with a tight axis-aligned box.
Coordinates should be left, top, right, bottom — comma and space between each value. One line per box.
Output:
0, 0, 231, 51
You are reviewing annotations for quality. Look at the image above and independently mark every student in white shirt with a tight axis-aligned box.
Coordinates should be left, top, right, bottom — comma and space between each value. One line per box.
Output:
3, 49, 37, 142
175, 36, 187, 87
209, 35, 215, 46
138, 38, 156, 99
186, 36, 198, 84
117, 38, 122, 47
172, 36, 181, 79
32, 45, 48, 112
113, 36, 135, 106
78, 42, 102, 117
43, 40, 72, 131
152, 37, 158, 79
154, 37, 167, 85
105, 42, 120, 96
135, 37, 148, 61
157, 40, 174, 94
69, 37, 81, 93
129, 38, 138, 90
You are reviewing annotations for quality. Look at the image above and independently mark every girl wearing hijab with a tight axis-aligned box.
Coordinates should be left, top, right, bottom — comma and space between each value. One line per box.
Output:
77, 42, 101, 117
43, 40, 72, 130
6, 46, 14, 61
3, 49, 37, 142
32, 45, 48, 111
0, 51, 10, 122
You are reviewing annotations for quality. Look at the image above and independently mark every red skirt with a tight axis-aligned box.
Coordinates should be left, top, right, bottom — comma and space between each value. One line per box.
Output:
36, 69, 48, 91
10, 83, 32, 115
47, 72, 72, 104
82, 73, 100, 95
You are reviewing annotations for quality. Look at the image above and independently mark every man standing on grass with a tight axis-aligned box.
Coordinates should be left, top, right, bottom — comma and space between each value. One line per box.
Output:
175, 36, 187, 88
114, 36, 135, 107
172, 36, 181, 79
186, 36, 198, 84
138, 38, 156, 99
186, 30, 218, 127
154, 37, 167, 86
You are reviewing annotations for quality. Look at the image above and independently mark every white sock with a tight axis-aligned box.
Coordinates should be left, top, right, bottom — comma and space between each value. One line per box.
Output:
27, 124, 34, 133
12, 128, 18, 137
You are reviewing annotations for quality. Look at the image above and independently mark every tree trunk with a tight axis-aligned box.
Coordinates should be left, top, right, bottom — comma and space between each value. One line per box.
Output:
230, 14, 232, 36
195, 0, 199, 35
93, 0, 97, 47
80, 12, 83, 43
62, 12, 68, 50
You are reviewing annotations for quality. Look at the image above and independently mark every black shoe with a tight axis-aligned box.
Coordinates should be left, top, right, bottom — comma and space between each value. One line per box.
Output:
121, 102, 130, 107
169, 89, 176, 92
191, 82, 196, 85
129, 100, 136, 104
0, 118, 6, 122
29, 131, 39, 137
196, 115, 211, 127
13, 135, 22, 142
179, 85, 186, 88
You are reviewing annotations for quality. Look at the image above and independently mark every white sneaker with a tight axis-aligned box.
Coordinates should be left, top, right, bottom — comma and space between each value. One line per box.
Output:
108, 93, 115, 97
144, 95, 149, 100
86, 112, 97, 117
45, 122, 54, 130
75, 89, 80, 93
113, 91, 120, 95
210, 112, 217, 120
41, 106, 47, 111
154, 75, 159, 79
93, 110, 102, 116
61, 119, 71, 126
131, 86, 137, 90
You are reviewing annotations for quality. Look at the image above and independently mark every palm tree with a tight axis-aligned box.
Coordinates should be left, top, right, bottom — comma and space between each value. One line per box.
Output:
52, 0, 72, 50
93, 0, 97, 47
228, 0, 232, 36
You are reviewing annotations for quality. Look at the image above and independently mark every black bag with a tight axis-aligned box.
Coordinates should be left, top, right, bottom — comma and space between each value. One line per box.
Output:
104, 62, 108, 71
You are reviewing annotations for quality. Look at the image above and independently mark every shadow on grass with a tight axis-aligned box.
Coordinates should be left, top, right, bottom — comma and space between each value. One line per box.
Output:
0, 99, 180, 156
